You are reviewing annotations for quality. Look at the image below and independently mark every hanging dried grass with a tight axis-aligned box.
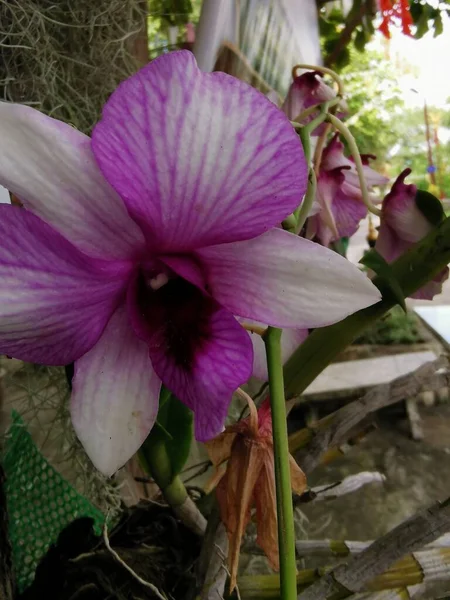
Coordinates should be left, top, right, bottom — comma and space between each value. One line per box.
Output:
0, 0, 148, 133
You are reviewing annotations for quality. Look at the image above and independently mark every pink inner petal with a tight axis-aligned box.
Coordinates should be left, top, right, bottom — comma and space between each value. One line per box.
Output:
92, 50, 307, 252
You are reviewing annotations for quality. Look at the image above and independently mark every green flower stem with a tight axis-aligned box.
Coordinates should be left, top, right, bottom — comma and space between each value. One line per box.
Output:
139, 438, 187, 507
294, 96, 340, 126
299, 126, 311, 165
295, 168, 317, 234
283, 215, 450, 399
327, 113, 382, 217
264, 327, 298, 600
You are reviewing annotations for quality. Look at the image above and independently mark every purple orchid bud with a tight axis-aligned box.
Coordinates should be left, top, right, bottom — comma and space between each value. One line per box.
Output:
376, 168, 449, 299
281, 71, 341, 135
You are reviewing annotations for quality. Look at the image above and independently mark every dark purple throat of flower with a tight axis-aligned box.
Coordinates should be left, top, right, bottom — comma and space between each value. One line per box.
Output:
130, 266, 213, 373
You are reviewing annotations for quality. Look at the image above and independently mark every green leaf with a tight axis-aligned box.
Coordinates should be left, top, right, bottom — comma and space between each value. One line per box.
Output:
360, 250, 406, 312
415, 10, 430, 38
434, 12, 444, 37
409, 1, 423, 23
415, 189, 445, 226
319, 16, 337, 36
335, 46, 351, 70
141, 393, 193, 483
164, 396, 193, 476
354, 28, 367, 52
159, 385, 172, 409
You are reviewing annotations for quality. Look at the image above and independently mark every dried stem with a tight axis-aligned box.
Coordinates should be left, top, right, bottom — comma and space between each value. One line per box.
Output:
291, 357, 449, 473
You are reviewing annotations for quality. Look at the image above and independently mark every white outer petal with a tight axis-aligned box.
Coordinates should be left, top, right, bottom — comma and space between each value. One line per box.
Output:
0, 102, 144, 259
199, 228, 381, 329
71, 306, 161, 476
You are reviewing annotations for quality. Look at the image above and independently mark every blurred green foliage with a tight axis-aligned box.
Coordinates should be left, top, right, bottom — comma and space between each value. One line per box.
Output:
318, 0, 450, 70
355, 306, 426, 344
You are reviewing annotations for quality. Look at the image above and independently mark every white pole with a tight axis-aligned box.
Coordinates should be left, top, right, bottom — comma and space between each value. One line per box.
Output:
193, 0, 229, 72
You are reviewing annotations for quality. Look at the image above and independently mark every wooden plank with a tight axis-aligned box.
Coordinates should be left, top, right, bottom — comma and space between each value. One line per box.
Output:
414, 305, 450, 350
300, 351, 437, 402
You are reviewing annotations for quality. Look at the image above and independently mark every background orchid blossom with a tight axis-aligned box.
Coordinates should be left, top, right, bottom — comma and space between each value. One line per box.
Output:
376, 168, 449, 299
281, 71, 345, 135
308, 135, 389, 246
0, 51, 380, 476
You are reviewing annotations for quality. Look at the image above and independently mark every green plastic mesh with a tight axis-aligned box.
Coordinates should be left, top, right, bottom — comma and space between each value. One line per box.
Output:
2, 411, 105, 592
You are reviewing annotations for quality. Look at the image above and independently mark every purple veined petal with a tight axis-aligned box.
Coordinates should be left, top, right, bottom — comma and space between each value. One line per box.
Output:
316, 170, 342, 241
71, 305, 161, 476
160, 254, 207, 291
411, 267, 449, 300
0, 205, 131, 365
241, 320, 308, 380
0, 102, 145, 260
198, 228, 381, 329
92, 50, 307, 252
322, 135, 388, 191
344, 165, 389, 190
332, 189, 367, 238
321, 134, 352, 171
375, 220, 403, 263
127, 274, 253, 441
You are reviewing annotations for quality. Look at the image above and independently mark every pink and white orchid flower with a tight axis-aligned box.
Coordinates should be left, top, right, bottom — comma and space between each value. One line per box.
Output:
281, 71, 342, 135
308, 135, 389, 246
0, 51, 380, 475
321, 135, 389, 203
376, 168, 449, 299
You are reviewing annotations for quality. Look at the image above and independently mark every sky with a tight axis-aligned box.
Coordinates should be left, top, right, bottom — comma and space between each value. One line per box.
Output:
387, 13, 450, 109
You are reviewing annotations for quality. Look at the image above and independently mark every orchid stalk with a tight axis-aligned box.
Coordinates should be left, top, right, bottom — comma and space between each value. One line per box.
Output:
264, 327, 297, 600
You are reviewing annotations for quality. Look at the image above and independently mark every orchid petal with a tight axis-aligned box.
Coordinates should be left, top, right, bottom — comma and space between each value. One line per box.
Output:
242, 321, 308, 380
281, 71, 336, 122
127, 276, 253, 441
332, 189, 367, 238
289, 455, 307, 495
217, 440, 264, 591
375, 221, 405, 263
254, 451, 279, 571
92, 51, 306, 251
411, 268, 449, 300
345, 166, 389, 190
198, 228, 381, 329
0, 205, 130, 365
71, 305, 161, 476
0, 102, 144, 260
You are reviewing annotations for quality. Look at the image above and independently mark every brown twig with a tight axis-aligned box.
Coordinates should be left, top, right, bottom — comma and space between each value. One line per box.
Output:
324, 0, 370, 68
191, 505, 228, 600
296, 356, 449, 475
297, 497, 450, 599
